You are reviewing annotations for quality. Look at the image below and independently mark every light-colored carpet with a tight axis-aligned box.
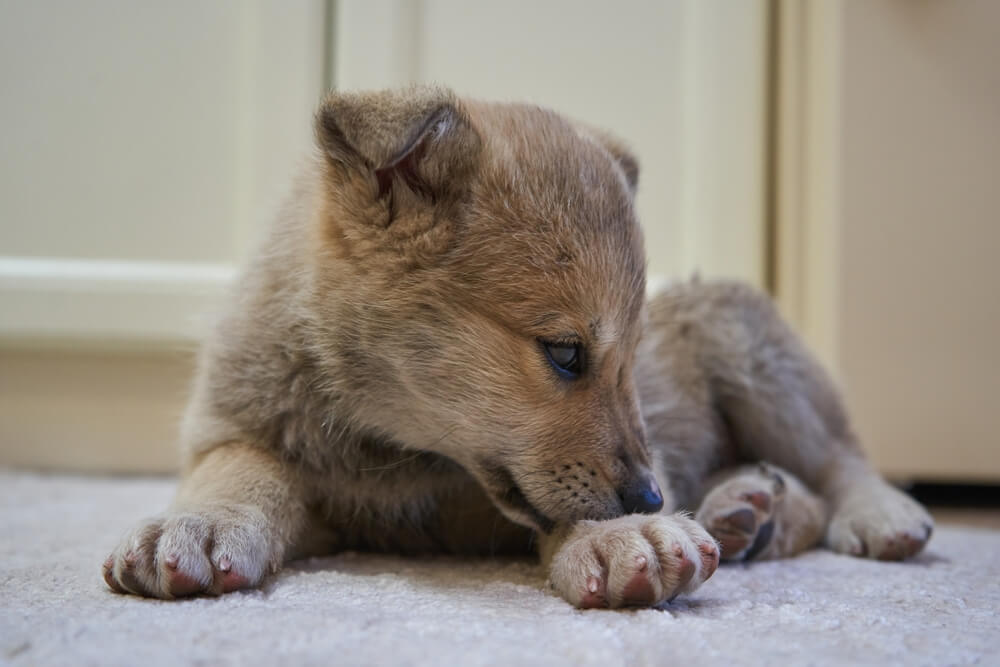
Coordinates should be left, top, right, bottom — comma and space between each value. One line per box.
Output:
1, 470, 998, 667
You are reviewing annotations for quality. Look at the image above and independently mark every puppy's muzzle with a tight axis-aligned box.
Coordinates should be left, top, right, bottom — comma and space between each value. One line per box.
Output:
618, 474, 664, 514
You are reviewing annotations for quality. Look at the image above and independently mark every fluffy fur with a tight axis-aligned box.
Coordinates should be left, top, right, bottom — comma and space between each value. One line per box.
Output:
103, 86, 933, 608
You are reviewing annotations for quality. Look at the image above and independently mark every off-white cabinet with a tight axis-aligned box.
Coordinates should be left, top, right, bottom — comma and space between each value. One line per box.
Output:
0, 1, 328, 471
775, 0, 1000, 480
0, 0, 327, 343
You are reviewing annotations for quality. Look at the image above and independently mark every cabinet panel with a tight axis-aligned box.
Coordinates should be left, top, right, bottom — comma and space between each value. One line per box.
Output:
0, 0, 327, 343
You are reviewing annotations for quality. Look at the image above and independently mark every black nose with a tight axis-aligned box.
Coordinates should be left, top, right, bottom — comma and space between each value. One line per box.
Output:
620, 476, 664, 514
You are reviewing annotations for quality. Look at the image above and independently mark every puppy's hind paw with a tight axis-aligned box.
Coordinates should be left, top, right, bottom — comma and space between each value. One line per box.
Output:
548, 514, 719, 609
826, 480, 933, 561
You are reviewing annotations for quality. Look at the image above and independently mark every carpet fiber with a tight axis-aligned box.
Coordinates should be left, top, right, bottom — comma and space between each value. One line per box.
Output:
2, 470, 998, 666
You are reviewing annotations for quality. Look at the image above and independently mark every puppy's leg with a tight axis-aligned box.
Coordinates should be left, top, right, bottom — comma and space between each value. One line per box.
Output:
103, 443, 305, 598
540, 514, 720, 609
695, 463, 826, 561
657, 282, 933, 560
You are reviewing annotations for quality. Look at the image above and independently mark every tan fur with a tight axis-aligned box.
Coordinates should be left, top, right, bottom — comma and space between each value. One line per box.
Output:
104, 86, 932, 607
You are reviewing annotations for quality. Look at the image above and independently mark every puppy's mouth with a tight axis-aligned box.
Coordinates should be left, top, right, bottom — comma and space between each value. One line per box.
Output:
481, 463, 555, 534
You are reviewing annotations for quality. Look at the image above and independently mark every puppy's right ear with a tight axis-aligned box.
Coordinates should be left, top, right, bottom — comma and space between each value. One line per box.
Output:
315, 86, 481, 204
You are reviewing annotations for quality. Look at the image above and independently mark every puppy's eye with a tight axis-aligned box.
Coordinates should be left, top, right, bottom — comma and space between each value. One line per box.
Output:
541, 341, 584, 379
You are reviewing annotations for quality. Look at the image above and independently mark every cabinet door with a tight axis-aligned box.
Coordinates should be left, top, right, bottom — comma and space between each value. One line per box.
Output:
776, 0, 1000, 480
0, 1, 327, 472
0, 0, 328, 343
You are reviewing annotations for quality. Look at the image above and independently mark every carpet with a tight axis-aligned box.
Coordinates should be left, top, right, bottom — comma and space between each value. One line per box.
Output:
1, 470, 998, 667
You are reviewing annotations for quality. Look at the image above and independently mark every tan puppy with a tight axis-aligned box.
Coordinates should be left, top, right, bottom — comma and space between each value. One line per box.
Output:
103, 87, 933, 609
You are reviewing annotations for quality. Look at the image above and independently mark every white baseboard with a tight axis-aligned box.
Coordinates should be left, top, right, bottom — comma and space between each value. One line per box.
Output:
0, 257, 235, 344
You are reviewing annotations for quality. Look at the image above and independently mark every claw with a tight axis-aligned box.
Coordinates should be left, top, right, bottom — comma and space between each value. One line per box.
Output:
580, 576, 608, 609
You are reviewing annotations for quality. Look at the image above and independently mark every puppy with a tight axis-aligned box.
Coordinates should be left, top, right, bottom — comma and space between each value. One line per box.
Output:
103, 86, 933, 608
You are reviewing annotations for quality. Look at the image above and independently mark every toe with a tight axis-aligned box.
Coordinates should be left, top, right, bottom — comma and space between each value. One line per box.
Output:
718, 507, 757, 535
741, 491, 772, 513
605, 538, 662, 608
697, 540, 720, 579
102, 556, 126, 594
579, 574, 609, 609
672, 552, 696, 596
215, 558, 251, 593
621, 558, 656, 607
578, 569, 609, 609
165, 569, 206, 597
115, 559, 149, 596
709, 508, 758, 559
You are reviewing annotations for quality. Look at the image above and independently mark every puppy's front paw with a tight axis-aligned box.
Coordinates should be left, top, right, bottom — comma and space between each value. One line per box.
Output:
103, 506, 279, 598
548, 514, 719, 609
826, 481, 933, 560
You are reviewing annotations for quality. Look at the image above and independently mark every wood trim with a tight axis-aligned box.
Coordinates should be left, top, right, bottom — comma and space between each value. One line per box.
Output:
772, 0, 844, 372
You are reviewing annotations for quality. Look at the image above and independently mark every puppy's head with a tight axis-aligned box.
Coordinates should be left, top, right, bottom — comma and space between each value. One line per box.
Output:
312, 86, 659, 531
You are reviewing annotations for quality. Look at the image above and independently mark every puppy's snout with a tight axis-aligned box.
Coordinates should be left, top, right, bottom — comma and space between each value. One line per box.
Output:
618, 474, 664, 514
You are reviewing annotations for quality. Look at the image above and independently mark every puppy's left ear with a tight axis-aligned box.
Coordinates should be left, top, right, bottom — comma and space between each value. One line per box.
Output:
602, 136, 640, 195
316, 86, 482, 204
575, 124, 640, 195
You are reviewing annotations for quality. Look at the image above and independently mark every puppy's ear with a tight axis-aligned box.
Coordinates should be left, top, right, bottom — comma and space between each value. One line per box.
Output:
316, 86, 481, 203
601, 135, 640, 195
575, 124, 640, 195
